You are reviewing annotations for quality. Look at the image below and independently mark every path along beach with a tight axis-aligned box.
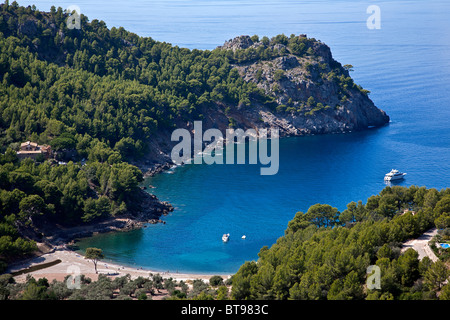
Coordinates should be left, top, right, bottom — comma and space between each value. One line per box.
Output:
6, 245, 230, 284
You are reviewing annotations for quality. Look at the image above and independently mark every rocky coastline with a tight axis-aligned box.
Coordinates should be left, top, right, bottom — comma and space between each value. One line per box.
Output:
16, 188, 174, 260
14, 34, 390, 261
132, 35, 389, 178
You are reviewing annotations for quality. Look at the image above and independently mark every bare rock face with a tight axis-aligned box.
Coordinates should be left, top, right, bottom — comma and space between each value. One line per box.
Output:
18, 18, 38, 37
216, 34, 389, 136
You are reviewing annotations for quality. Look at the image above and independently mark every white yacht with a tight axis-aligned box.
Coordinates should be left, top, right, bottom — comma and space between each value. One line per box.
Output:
384, 169, 406, 181
222, 233, 230, 242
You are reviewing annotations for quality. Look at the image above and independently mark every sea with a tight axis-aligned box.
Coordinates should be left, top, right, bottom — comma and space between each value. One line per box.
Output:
16, 0, 450, 274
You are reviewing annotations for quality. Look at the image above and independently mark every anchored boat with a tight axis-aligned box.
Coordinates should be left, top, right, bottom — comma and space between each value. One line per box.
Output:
384, 169, 406, 181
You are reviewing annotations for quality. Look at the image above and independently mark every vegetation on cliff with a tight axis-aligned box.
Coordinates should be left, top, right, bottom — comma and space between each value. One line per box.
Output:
230, 185, 450, 300
1, 186, 450, 300
0, 149, 144, 270
0, 2, 388, 271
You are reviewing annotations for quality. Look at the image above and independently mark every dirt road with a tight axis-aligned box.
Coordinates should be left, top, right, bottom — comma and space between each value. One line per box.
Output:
401, 228, 438, 262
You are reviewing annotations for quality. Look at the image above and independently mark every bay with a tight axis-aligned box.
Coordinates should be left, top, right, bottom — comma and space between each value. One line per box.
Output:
17, 0, 450, 274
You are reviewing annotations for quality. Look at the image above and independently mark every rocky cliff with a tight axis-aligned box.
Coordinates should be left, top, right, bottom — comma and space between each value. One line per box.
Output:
137, 34, 389, 175
218, 35, 389, 135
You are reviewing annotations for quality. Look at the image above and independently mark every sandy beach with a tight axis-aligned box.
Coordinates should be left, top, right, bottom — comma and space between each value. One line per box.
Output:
6, 246, 231, 284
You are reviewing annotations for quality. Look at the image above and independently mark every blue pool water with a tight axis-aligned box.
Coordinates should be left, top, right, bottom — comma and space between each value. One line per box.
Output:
18, 0, 450, 274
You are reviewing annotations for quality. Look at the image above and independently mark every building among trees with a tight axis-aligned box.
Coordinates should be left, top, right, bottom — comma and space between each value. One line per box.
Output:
16, 141, 52, 160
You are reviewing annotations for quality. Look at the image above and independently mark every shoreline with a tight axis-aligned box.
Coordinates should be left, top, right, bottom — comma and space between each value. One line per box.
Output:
6, 246, 231, 284
4, 162, 231, 284
4, 128, 388, 283
28, 186, 174, 247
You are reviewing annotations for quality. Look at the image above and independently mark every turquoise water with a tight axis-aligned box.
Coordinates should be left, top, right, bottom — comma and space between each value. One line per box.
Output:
18, 0, 450, 274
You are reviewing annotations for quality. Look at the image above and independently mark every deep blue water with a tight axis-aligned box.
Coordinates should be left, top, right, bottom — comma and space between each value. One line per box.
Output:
18, 0, 450, 274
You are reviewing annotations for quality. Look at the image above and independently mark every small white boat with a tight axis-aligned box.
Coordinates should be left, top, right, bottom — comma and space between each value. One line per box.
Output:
241, 235, 246, 239
384, 169, 406, 181
222, 233, 230, 242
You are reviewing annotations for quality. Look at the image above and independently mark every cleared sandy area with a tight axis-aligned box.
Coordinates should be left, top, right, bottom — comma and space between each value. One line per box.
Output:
401, 228, 439, 262
6, 246, 231, 284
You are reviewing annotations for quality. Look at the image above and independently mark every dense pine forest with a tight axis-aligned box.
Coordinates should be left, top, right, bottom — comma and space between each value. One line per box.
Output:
0, 1, 371, 270
1, 185, 450, 300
